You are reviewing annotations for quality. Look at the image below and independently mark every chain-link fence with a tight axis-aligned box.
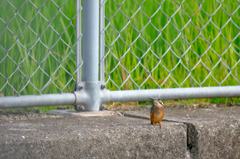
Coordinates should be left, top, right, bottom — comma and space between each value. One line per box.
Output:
0, 0, 240, 110
0, 0, 82, 97
102, 0, 240, 90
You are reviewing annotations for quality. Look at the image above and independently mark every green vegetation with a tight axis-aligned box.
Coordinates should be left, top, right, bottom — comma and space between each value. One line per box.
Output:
104, 0, 240, 104
0, 0, 239, 111
0, 0, 77, 111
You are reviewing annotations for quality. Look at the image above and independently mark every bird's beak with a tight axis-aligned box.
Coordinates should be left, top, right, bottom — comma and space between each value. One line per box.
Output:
149, 97, 155, 100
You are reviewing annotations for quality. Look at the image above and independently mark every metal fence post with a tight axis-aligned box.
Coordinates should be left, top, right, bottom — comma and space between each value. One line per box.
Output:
74, 0, 104, 111
82, 0, 99, 82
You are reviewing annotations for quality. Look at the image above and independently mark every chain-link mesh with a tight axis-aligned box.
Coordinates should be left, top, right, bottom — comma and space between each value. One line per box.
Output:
101, 0, 240, 90
0, 0, 82, 96
1, 0, 240, 96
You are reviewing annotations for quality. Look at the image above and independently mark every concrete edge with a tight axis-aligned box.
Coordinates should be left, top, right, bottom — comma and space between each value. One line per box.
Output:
123, 112, 199, 158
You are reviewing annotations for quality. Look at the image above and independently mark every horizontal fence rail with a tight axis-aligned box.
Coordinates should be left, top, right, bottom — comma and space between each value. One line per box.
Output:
0, 93, 76, 108
1, 86, 240, 109
107, 86, 240, 102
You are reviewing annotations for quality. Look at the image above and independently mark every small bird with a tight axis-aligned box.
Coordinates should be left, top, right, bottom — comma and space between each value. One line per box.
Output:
149, 97, 164, 128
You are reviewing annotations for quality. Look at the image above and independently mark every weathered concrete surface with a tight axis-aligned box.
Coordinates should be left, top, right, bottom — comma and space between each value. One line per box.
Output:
126, 106, 240, 159
0, 115, 187, 159
47, 109, 115, 116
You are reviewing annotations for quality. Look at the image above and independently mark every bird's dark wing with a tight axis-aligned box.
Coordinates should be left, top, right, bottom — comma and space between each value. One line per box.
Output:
150, 104, 154, 114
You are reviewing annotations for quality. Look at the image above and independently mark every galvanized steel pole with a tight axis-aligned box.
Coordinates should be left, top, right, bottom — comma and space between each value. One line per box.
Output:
0, 93, 76, 108
104, 86, 240, 103
0, 86, 239, 109
82, 0, 99, 81
74, 0, 101, 111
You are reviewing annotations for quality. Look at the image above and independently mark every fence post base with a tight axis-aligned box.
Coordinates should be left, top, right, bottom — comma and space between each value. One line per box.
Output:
74, 81, 109, 111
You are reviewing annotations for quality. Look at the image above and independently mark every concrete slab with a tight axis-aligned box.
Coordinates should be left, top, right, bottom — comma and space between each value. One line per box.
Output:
0, 114, 187, 159
125, 106, 240, 159
46, 109, 115, 117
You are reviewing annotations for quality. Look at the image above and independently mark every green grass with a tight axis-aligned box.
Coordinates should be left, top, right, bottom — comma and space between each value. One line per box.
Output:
0, 0, 77, 111
104, 0, 240, 104
0, 0, 240, 112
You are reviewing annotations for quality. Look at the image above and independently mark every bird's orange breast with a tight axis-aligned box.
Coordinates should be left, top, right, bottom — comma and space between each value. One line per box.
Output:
150, 111, 164, 123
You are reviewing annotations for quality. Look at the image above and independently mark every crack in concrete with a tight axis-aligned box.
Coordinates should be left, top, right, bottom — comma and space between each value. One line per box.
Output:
123, 113, 199, 159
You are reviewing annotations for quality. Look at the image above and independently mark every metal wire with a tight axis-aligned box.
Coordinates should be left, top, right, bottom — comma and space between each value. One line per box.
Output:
101, 0, 240, 90
0, 0, 82, 96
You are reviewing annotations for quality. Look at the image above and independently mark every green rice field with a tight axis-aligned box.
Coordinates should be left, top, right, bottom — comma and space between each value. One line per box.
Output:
0, 0, 239, 111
